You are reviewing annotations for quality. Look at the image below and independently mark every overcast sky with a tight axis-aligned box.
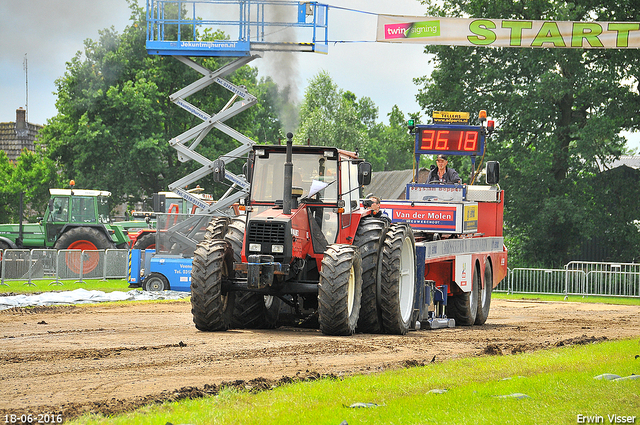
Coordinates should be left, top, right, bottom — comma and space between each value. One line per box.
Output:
1, 0, 638, 151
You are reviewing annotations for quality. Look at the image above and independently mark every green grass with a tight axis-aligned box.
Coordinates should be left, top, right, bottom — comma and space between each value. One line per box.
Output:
0, 278, 133, 294
493, 291, 640, 305
68, 338, 640, 425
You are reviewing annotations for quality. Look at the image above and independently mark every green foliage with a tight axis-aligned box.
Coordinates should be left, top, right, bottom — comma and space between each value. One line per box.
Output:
0, 148, 60, 223
38, 1, 282, 206
416, 0, 640, 266
296, 71, 418, 172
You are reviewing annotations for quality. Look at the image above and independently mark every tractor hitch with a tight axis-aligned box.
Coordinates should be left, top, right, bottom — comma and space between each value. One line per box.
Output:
234, 255, 290, 288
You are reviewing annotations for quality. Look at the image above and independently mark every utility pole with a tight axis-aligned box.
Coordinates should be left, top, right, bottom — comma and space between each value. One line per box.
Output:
23, 53, 28, 122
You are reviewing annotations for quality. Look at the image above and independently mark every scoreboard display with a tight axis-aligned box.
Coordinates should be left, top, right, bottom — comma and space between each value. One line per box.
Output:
414, 125, 485, 156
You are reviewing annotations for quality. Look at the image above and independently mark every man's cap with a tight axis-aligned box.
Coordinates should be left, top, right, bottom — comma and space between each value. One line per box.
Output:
437, 154, 448, 161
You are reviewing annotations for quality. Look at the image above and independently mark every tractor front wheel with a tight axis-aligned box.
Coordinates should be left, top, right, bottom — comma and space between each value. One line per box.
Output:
190, 240, 235, 331
318, 244, 363, 336
231, 293, 280, 329
132, 232, 156, 250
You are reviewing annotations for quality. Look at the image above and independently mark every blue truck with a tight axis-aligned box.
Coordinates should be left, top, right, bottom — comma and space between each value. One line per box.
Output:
128, 249, 192, 292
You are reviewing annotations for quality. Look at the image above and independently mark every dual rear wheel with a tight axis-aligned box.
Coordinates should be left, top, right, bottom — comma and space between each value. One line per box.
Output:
448, 259, 493, 326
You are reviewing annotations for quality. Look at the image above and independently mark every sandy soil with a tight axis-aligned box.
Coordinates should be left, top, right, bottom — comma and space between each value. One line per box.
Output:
0, 298, 638, 422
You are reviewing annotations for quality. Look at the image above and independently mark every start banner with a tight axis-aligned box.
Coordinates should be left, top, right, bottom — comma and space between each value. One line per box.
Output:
376, 15, 640, 49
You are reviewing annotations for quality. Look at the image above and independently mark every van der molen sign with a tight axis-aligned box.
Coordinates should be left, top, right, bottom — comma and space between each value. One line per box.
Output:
377, 15, 640, 49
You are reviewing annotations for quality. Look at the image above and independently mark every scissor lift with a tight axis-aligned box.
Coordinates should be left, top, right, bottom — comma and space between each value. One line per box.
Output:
144, 0, 330, 252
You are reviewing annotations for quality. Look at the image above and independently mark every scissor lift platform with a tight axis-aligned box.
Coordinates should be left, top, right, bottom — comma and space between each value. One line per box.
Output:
146, 0, 329, 57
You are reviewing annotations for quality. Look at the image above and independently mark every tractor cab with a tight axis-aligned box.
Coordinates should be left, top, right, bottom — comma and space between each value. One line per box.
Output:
243, 138, 370, 263
45, 188, 112, 244
238, 134, 371, 283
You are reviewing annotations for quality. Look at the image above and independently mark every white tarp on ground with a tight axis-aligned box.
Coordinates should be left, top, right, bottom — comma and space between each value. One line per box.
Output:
0, 288, 190, 311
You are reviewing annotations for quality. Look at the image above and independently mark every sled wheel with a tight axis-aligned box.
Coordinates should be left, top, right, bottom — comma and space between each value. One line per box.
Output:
475, 259, 493, 325
449, 262, 480, 326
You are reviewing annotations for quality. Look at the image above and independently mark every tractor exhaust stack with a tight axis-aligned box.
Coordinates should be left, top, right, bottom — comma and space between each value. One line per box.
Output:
283, 132, 294, 215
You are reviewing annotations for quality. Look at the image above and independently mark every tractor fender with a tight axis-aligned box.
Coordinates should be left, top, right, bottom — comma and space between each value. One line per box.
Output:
339, 211, 371, 245
0, 236, 18, 249
57, 224, 115, 244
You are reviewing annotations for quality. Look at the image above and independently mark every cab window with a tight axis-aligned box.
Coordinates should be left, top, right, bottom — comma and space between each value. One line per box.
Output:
70, 196, 96, 223
97, 196, 111, 224
48, 197, 69, 222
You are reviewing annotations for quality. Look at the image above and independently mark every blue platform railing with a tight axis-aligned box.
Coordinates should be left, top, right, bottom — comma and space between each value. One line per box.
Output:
146, 0, 329, 56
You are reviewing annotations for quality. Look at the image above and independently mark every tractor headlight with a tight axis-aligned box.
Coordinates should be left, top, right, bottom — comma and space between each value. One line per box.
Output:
249, 243, 261, 252
272, 244, 284, 254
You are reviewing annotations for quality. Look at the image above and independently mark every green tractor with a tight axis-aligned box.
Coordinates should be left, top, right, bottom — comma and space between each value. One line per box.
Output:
0, 184, 131, 274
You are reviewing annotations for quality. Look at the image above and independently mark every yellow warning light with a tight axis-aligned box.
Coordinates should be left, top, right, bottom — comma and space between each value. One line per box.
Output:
479, 110, 487, 121
69, 180, 75, 187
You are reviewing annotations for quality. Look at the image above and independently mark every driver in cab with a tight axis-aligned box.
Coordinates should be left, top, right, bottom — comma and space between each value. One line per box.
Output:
427, 154, 461, 184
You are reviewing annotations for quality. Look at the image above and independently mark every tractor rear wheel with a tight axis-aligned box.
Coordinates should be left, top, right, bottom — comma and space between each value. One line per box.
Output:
448, 263, 480, 326
380, 224, 416, 335
318, 244, 363, 336
223, 216, 280, 328
132, 232, 156, 250
475, 260, 493, 325
225, 216, 246, 256
231, 293, 280, 329
190, 240, 235, 331
353, 218, 387, 333
54, 227, 114, 274
144, 272, 170, 291
204, 217, 230, 240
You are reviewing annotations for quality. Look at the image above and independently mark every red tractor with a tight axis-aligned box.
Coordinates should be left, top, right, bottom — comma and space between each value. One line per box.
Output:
191, 112, 509, 336
190, 133, 409, 335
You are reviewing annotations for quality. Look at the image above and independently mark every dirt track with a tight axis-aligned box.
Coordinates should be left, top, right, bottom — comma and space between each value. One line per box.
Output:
0, 298, 638, 422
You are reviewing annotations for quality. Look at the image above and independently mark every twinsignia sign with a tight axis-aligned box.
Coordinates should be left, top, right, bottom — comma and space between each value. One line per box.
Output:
377, 15, 640, 49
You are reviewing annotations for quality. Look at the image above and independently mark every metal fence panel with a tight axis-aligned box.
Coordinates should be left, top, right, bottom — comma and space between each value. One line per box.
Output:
585, 271, 640, 297
506, 268, 582, 295
2, 248, 638, 297
1, 249, 129, 286
496, 263, 639, 297
0, 250, 31, 283
565, 261, 640, 274
104, 249, 128, 279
